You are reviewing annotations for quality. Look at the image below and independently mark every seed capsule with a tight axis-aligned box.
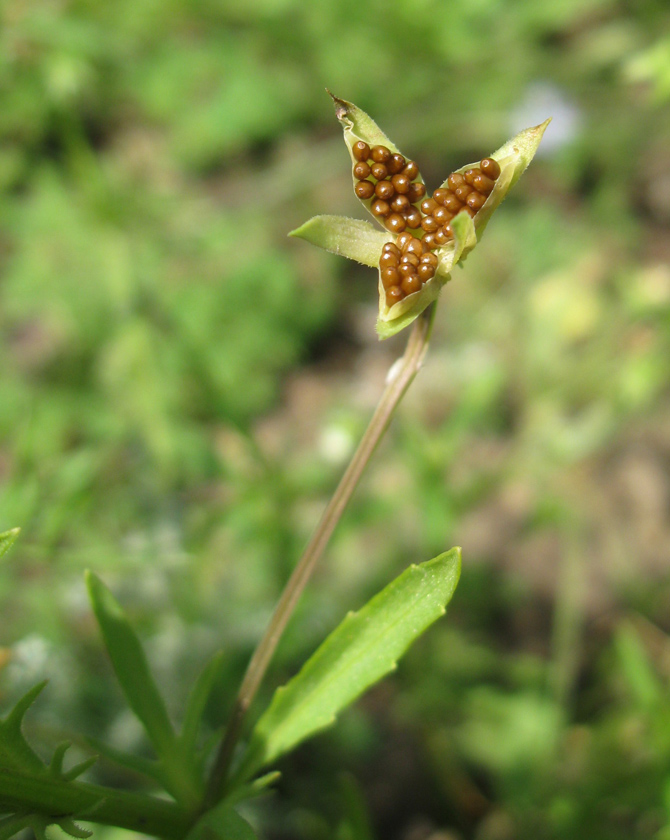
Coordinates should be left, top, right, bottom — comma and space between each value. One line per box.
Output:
371, 145, 392, 163
381, 267, 400, 288
375, 180, 395, 200
421, 216, 439, 233
391, 174, 410, 194
405, 208, 422, 229
355, 180, 375, 200
396, 232, 413, 251
466, 191, 486, 211
407, 183, 425, 202
353, 141, 370, 162
434, 206, 454, 224
353, 162, 371, 180
401, 274, 422, 295
480, 158, 501, 180
417, 263, 436, 282
385, 213, 406, 233
371, 162, 389, 181
421, 198, 439, 215
403, 161, 419, 180
391, 195, 411, 213
372, 199, 390, 217
386, 286, 403, 304
387, 154, 406, 175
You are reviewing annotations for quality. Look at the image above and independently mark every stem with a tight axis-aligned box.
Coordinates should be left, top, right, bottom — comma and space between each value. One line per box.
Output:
205, 305, 435, 806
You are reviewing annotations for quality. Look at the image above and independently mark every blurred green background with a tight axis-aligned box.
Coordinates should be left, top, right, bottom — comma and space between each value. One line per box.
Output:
2, 0, 670, 838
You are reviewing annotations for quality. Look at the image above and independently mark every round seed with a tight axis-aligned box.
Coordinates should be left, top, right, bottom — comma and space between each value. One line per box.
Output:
380, 251, 399, 269
396, 232, 413, 251
386, 286, 404, 304
433, 188, 450, 206
417, 263, 436, 282
464, 168, 480, 186
353, 141, 370, 162
403, 161, 419, 180
371, 145, 392, 163
422, 232, 437, 250
353, 161, 371, 180
407, 182, 426, 202
391, 194, 411, 213
434, 227, 451, 245
405, 238, 424, 258
405, 208, 422, 229
400, 252, 420, 267
381, 267, 400, 288
454, 183, 472, 202
434, 206, 454, 224
420, 252, 438, 268
391, 174, 410, 194
480, 158, 501, 180
371, 162, 389, 181
443, 192, 463, 213
472, 173, 495, 195
401, 274, 422, 295
421, 216, 439, 233
421, 198, 439, 215
371, 199, 390, 217
375, 180, 395, 200
382, 242, 400, 255
447, 172, 466, 191
466, 191, 486, 211
399, 262, 417, 278
355, 180, 375, 200
462, 205, 477, 217
387, 154, 406, 175
385, 213, 406, 233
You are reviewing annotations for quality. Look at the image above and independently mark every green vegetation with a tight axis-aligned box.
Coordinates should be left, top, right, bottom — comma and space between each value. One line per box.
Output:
2, 0, 670, 838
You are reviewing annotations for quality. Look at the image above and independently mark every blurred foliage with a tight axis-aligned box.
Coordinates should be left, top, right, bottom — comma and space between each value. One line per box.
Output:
2, 0, 670, 838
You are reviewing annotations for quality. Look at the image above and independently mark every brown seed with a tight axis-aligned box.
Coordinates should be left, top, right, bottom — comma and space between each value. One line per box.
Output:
462, 205, 477, 217
400, 252, 420, 267
355, 180, 375, 200
386, 286, 404, 304
434, 227, 451, 245
387, 153, 406, 175
443, 222, 455, 238
472, 173, 495, 195
464, 168, 480, 186
382, 242, 400, 255
447, 172, 466, 191
402, 274, 422, 295
375, 180, 395, 200
403, 161, 419, 180
405, 238, 424, 258
385, 213, 406, 233
353, 161, 371, 180
434, 206, 454, 224
421, 216, 439, 233
371, 162, 389, 181
407, 182, 425, 202
396, 232, 413, 251
422, 232, 437, 250
443, 192, 463, 213
391, 174, 410, 194
417, 263, 436, 282
391, 194, 411, 213
404, 208, 422, 229
466, 191, 486, 211
480, 158, 501, 180
381, 267, 400, 288
353, 141, 370, 162
371, 199, 390, 217
420, 252, 438, 268
371, 145, 392, 163
454, 183, 472, 202
433, 188, 450, 206
399, 262, 417, 278
380, 251, 399, 269
421, 198, 439, 215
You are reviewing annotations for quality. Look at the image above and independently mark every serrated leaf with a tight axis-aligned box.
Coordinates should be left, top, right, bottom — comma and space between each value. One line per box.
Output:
86, 572, 177, 759
56, 817, 93, 839
180, 652, 224, 755
236, 548, 461, 782
0, 529, 20, 561
289, 216, 388, 269
186, 803, 258, 840
0, 683, 48, 775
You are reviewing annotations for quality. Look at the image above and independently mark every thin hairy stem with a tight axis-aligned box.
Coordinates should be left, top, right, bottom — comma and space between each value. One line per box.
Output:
204, 305, 436, 807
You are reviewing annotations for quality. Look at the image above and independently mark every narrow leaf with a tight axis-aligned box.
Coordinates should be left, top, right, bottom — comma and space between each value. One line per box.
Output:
237, 548, 461, 781
85, 733, 164, 784
186, 803, 258, 840
289, 216, 388, 269
0, 816, 31, 840
180, 652, 224, 754
0, 529, 20, 561
85, 572, 177, 759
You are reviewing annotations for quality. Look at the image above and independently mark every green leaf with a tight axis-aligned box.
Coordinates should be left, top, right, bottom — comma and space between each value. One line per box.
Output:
186, 803, 258, 840
86, 572, 177, 759
236, 547, 462, 782
289, 216, 389, 269
0, 529, 20, 560
180, 651, 225, 755
0, 683, 48, 775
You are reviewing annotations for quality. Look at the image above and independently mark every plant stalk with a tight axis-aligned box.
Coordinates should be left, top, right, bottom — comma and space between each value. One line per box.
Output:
205, 305, 436, 806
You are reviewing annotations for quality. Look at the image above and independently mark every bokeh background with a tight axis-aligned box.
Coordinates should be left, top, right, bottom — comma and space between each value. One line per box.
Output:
2, 1, 670, 838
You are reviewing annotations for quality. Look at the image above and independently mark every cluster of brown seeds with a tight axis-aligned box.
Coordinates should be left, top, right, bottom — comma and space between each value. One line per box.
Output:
351, 141, 501, 306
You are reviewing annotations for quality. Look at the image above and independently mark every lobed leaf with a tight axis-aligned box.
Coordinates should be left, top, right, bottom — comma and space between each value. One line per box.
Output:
0, 683, 48, 775
236, 547, 461, 782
